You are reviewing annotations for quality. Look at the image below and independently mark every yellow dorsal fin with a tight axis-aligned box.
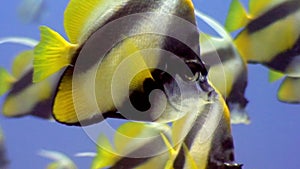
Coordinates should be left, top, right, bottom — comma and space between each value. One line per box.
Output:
0, 68, 16, 96
64, 0, 125, 44
269, 69, 285, 82
33, 26, 78, 83
225, 0, 251, 32
12, 50, 34, 78
91, 134, 119, 169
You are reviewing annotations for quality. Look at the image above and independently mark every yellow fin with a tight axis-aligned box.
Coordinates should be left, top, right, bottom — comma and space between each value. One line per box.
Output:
52, 67, 77, 124
269, 69, 285, 82
182, 143, 199, 169
278, 77, 300, 103
64, 0, 117, 43
91, 134, 119, 169
33, 26, 78, 83
225, 0, 251, 32
0, 68, 16, 96
160, 132, 179, 169
12, 50, 34, 78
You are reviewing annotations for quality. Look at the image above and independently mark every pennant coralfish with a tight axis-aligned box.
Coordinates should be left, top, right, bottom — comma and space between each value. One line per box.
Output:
0, 37, 60, 119
33, 0, 207, 126
225, 0, 300, 103
91, 76, 242, 169
226, 0, 300, 77
196, 10, 249, 124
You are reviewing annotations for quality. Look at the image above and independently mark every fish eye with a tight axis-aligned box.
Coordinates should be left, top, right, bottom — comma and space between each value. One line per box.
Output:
184, 72, 200, 82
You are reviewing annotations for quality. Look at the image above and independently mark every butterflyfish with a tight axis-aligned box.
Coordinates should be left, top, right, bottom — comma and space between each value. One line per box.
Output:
91, 75, 242, 169
225, 0, 300, 104
0, 50, 60, 119
196, 10, 249, 124
33, 0, 207, 126
226, 0, 300, 77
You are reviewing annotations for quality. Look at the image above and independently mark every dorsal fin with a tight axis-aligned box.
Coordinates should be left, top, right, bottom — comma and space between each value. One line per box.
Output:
64, 0, 128, 44
12, 50, 34, 79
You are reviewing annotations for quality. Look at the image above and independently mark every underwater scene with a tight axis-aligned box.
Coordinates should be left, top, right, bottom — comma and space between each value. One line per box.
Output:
0, 0, 300, 168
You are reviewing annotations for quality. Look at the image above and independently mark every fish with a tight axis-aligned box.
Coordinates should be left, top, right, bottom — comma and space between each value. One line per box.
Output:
0, 50, 60, 119
91, 122, 172, 169
225, 0, 300, 104
33, 0, 207, 126
38, 149, 77, 169
91, 75, 242, 169
225, 0, 300, 77
196, 10, 250, 124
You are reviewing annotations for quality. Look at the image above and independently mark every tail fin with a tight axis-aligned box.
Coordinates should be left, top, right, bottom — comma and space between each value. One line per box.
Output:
269, 69, 285, 82
33, 26, 78, 83
225, 0, 251, 32
0, 68, 16, 96
91, 134, 120, 169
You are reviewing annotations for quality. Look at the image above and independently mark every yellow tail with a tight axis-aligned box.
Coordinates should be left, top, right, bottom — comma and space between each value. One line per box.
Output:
33, 26, 78, 83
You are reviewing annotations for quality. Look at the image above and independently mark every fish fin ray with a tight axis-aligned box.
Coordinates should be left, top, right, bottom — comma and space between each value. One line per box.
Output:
64, 0, 108, 43
52, 67, 78, 124
33, 26, 78, 83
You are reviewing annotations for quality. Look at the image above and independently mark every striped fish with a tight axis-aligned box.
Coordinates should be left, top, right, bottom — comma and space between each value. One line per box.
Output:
0, 50, 60, 119
225, 0, 300, 103
33, 0, 207, 126
196, 10, 250, 124
91, 76, 242, 169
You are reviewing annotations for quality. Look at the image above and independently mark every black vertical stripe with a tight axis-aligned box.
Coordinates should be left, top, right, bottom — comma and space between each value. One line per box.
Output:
8, 69, 34, 95
248, 0, 300, 34
265, 35, 300, 72
75, 0, 164, 72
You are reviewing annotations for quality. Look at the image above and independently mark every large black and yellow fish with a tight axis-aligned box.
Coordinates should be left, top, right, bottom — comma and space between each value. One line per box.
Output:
33, 0, 208, 126
225, 0, 300, 103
